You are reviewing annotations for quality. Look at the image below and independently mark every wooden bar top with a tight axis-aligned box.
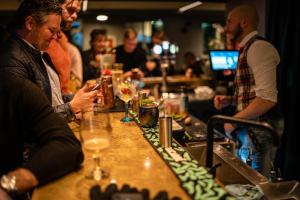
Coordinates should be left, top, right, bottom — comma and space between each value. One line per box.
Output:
31, 112, 190, 200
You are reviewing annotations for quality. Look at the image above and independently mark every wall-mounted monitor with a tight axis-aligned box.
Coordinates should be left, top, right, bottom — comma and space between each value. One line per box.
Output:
209, 50, 239, 71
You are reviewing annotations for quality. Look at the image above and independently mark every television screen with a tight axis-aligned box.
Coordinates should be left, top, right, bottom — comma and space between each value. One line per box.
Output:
209, 50, 239, 71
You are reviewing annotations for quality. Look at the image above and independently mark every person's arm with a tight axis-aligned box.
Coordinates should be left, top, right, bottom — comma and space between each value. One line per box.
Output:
214, 95, 233, 110
53, 85, 97, 121
52, 102, 76, 121
225, 97, 276, 134
248, 40, 279, 103
20, 80, 84, 185
237, 40, 279, 119
224, 41, 279, 134
234, 97, 276, 119
1, 168, 38, 196
0, 55, 31, 80
68, 43, 83, 88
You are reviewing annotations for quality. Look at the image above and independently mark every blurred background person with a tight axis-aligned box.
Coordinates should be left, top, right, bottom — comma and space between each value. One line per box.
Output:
46, 0, 82, 94
146, 30, 166, 54
82, 29, 108, 83
183, 51, 203, 78
143, 30, 177, 77
142, 31, 166, 77
115, 28, 146, 80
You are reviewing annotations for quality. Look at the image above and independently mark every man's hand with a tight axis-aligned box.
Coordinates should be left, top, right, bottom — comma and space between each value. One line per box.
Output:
1, 168, 39, 196
214, 95, 231, 110
224, 123, 235, 139
69, 84, 97, 114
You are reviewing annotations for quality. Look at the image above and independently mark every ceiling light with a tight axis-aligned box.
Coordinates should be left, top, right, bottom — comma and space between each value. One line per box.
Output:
96, 15, 108, 21
178, 1, 203, 13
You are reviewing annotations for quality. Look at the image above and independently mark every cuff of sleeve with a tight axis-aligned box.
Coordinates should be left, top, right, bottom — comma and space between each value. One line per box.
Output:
66, 103, 76, 122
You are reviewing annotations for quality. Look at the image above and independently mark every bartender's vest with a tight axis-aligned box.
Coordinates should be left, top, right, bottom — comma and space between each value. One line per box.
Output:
233, 35, 265, 112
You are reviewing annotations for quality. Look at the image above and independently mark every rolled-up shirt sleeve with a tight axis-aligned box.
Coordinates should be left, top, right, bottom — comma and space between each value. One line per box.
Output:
247, 40, 280, 103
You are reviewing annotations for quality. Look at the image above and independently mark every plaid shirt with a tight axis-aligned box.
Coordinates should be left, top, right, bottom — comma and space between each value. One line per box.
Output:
233, 35, 265, 112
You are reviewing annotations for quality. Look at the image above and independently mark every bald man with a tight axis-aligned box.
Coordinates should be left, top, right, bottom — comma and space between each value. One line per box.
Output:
214, 5, 283, 177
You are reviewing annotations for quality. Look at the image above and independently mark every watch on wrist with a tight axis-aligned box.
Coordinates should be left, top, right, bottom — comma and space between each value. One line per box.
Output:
0, 175, 18, 198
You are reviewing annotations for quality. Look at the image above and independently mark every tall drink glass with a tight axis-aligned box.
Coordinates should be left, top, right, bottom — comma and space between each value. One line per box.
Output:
117, 79, 136, 122
80, 110, 111, 180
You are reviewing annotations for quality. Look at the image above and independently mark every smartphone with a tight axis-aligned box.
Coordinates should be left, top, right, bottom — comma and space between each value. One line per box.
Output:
91, 82, 102, 91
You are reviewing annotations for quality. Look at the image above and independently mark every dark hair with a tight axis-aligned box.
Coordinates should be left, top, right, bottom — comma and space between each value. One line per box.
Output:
184, 51, 196, 60
123, 28, 137, 40
90, 29, 107, 43
12, 0, 62, 30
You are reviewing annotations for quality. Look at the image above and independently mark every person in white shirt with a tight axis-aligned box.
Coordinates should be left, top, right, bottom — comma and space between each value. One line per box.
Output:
214, 5, 284, 177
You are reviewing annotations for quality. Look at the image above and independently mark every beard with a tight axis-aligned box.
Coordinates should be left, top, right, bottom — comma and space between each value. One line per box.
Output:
60, 20, 72, 31
232, 24, 243, 42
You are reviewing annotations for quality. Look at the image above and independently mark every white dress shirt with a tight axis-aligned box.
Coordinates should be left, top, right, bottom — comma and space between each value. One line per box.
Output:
239, 31, 280, 103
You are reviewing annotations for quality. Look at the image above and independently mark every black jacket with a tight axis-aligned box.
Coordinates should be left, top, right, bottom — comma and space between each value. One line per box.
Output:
0, 74, 83, 185
115, 44, 147, 72
0, 33, 75, 121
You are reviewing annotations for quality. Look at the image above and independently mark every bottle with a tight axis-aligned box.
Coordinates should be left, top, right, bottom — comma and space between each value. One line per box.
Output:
180, 86, 189, 114
100, 75, 114, 109
269, 170, 277, 182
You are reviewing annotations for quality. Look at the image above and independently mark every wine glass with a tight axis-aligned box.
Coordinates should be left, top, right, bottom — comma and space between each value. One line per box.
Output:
80, 110, 111, 181
117, 79, 136, 122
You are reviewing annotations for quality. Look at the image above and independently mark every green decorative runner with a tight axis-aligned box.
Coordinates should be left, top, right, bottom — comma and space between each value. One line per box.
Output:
131, 112, 234, 200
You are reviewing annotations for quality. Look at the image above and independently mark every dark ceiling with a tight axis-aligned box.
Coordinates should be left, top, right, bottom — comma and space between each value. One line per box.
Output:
0, 0, 227, 24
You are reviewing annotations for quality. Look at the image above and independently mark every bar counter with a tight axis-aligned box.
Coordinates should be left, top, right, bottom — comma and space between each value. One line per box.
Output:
31, 112, 191, 200
142, 75, 212, 85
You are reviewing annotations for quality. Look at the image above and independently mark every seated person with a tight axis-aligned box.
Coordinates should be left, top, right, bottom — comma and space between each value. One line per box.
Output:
82, 29, 108, 83
0, 75, 83, 199
183, 51, 203, 78
0, 0, 96, 121
143, 56, 162, 77
145, 30, 166, 54
115, 28, 146, 80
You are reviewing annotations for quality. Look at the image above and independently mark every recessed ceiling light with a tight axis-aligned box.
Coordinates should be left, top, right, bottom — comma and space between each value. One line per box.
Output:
96, 15, 108, 21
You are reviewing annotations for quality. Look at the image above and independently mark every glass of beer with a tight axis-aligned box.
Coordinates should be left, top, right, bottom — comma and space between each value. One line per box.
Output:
80, 110, 111, 181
